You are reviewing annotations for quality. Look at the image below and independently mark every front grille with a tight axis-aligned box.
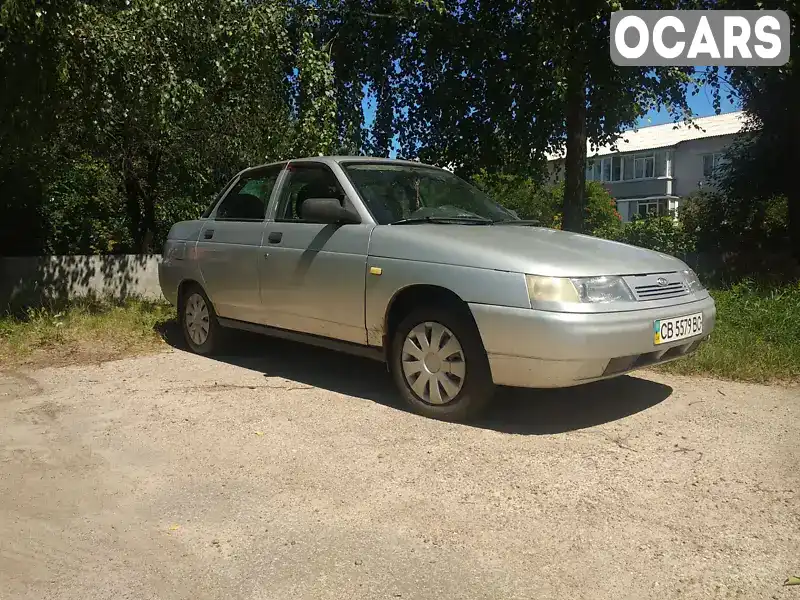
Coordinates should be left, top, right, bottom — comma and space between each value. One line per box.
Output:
624, 273, 690, 302
634, 281, 687, 300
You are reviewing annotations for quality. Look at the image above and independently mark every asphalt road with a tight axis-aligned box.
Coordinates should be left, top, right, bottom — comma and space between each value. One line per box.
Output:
1, 335, 798, 600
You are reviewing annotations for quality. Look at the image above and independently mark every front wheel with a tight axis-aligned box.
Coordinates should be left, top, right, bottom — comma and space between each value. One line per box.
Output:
180, 285, 220, 355
390, 307, 495, 422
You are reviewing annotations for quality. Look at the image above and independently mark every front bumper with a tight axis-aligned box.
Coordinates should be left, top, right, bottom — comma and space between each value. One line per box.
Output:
469, 295, 716, 388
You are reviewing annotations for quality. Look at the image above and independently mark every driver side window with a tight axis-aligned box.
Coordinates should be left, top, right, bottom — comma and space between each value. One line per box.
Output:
275, 164, 345, 223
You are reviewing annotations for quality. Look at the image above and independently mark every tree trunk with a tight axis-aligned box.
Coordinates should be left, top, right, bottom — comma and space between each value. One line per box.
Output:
140, 150, 160, 254
562, 69, 587, 233
123, 157, 145, 254
122, 151, 159, 254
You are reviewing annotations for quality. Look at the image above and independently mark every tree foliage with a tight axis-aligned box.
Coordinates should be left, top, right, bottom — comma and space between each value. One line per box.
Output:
597, 215, 695, 258
2, 0, 795, 283
701, 0, 799, 261
473, 173, 622, 235
322, 0, 702, 233
0, 0, 340, 254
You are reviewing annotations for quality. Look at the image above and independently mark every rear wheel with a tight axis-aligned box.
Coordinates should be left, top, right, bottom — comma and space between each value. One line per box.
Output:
391, 307, 495, 422
180, 285, 219, 355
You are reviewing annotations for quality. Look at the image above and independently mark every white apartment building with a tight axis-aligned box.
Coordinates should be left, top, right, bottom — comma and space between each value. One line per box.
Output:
547, 111, 748, 221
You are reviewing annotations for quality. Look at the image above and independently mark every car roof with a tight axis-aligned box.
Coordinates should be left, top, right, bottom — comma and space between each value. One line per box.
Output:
240, 155, 441, 175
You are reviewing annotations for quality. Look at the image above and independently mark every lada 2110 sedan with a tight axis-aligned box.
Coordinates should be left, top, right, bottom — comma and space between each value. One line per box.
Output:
159, 157, 715, 421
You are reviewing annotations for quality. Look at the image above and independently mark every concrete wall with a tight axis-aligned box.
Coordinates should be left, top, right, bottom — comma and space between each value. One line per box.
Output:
1, 254, 164, 311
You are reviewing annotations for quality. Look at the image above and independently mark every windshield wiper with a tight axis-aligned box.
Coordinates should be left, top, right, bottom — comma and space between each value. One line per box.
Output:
391, 216, 493, 225
493, 219, 542, 226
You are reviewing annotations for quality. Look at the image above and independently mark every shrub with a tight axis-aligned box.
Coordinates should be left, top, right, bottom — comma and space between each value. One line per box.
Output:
473, 172, 623, 234
660, 280, 800, 382
584, 182, 624, 235
680, 190, 796, 283
596, 215, 694, 257
43, 156, 133, 254
471, 170, 558, 224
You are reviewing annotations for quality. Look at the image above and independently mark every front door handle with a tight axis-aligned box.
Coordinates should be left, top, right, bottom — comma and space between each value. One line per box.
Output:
267, 231, 283, 244
203, 229, 214, 240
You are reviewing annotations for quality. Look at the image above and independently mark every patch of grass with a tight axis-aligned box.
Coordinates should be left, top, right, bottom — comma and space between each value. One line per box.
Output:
0, 297, 175, 368
2, 283, 798, 383
659, 281, 800, 383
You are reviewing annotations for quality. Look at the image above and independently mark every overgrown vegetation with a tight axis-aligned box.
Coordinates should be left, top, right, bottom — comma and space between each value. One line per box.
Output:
596, 216, 695, 260
0, 0, 797, 381
659, 282, 800, 383
474, 172, 796, 286
472, 174, 623, 235
1, 286, 796, 383
679, 191, 795, 284
0, 0, 346, 256
0, 298, 174, 368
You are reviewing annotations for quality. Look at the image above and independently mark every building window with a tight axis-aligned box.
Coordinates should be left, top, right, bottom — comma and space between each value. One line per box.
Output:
637, 198, 668, 217
634, 155, 654, 179
622, 156, 634, 180
702, 153, 725, 179
611, 156, 621, 181
586, 151, 668, 183
655, 150, 667, 177
586, 160, 603, 181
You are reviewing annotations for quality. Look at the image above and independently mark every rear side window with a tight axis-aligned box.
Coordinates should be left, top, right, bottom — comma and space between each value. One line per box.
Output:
214, 165, 283, 221
202, 175, 239, 218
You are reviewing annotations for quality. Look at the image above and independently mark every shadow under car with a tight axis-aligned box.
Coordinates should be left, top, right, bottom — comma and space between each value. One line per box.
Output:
157, 321, 673, 435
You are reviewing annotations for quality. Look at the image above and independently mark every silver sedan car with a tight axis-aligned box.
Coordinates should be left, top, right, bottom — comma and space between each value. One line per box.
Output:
159, 156, 716, 421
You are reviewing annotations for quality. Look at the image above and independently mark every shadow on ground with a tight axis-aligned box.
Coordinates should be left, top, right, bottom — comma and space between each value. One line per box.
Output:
158, 322, 673, 435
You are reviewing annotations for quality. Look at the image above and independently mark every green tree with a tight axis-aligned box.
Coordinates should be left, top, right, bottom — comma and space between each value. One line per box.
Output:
472, 172, 623, 235
701, 1, 799, 261
61, 0, 299, 252
0, 0, 344, 255
536, 0, 701, 233
602, 215, 694, 258
471, 170, 558, 224
318, 0, 701, 234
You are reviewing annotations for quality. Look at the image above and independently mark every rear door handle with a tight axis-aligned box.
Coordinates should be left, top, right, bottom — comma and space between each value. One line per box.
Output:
203, 229, 214, 240
267, 231, 283, 244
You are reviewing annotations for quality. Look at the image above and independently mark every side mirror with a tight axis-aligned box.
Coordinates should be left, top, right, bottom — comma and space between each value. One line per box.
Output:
301, 197, 360, 224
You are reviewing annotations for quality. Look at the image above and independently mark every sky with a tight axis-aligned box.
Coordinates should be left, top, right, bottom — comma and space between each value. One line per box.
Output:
637, 80, 740, 127
360, 76, 742, 157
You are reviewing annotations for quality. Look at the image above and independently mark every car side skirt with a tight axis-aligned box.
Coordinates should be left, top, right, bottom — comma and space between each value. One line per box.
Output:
217, 317, 385, 362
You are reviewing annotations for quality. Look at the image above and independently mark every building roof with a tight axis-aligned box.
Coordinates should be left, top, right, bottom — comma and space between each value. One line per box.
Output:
546, 110, 748, 161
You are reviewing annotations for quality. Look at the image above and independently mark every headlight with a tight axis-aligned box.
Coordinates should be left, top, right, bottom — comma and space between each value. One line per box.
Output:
682, 269, 704, 293
526, 275, 635, 304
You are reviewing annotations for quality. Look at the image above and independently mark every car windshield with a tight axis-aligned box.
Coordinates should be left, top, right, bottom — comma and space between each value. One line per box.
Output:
342, 162, 518, 225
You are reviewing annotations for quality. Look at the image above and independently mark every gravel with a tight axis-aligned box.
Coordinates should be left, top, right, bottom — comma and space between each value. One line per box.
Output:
1, 338, 797, 600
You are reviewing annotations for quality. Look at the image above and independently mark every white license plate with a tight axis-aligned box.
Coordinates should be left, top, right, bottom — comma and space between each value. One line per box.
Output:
653, 313, 703, 345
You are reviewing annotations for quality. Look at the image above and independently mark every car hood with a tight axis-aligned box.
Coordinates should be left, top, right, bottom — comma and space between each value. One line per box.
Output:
368, 224, 688, 277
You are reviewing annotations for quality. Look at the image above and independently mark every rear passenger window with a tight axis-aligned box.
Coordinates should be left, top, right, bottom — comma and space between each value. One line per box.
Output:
215, 165, 283, 221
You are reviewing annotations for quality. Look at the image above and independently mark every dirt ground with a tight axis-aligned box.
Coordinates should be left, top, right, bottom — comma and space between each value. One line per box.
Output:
1, 334, 798, 600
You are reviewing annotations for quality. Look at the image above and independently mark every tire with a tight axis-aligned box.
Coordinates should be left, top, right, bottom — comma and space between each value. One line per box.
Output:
180, 284, 220, 355
390, 306, 495, 422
